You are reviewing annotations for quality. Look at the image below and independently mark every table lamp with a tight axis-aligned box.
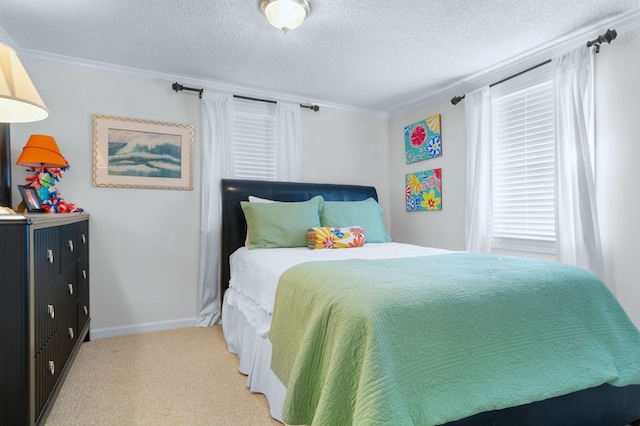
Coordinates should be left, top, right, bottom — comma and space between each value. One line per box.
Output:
0, 42, 50, 208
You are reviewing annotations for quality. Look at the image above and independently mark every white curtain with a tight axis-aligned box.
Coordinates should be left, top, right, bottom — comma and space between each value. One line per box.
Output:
276, 102, 303, 181
465, 86, 493, 253
197, 91, 234, 326
553, 46, 605, 279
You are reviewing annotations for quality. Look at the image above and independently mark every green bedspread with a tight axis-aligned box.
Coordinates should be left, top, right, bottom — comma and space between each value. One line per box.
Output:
269, 253, 640, 426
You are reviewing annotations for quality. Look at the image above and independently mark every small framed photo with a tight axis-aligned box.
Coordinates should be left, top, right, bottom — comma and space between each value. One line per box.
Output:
18, 185, 45, 213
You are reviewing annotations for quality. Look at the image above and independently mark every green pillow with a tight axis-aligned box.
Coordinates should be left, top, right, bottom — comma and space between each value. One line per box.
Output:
241, 196, 324, 248
320, 198, 391, 243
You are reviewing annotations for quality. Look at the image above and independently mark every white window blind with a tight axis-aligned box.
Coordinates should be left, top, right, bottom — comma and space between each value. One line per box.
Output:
232, 97, 277, 180
491, 65, 556, 254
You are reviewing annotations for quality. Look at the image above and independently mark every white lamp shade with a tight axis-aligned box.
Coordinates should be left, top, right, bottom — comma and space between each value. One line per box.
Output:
261, 0, 310, 32
0, 43, 49, 123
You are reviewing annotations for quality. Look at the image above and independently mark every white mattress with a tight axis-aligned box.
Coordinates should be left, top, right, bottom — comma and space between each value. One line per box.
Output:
226, 242, 452, 337
222, 242, 452, 422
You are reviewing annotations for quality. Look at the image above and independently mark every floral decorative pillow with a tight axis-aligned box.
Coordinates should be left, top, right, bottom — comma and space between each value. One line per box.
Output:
306, 226, 365, 249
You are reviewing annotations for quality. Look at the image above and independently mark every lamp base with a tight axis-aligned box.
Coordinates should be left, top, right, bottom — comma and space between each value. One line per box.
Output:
0, 123, 11, 208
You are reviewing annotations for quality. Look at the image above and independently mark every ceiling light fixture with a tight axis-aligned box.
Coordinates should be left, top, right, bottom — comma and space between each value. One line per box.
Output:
260, 0, 310, 33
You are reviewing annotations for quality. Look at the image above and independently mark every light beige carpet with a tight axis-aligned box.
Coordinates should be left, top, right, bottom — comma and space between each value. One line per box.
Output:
45, 326, 281, 425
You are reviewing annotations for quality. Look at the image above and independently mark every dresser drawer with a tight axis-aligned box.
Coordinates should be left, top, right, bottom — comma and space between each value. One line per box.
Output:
78, 291, 90, 336
61, 306, 78, 366
34, 327, 64, 417
61, 224, 80, 270
78, 256, 89, 296
34, 227, 61, 290
77, 220, 89, 260
35, 276, 62, 352
60, 265, 78, 316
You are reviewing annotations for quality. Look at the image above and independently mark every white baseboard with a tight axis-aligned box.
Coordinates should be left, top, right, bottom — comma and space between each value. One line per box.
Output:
90, 317, 199, 340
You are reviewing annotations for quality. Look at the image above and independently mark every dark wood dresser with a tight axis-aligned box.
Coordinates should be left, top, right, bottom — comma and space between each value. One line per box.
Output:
0, 213, 90, 425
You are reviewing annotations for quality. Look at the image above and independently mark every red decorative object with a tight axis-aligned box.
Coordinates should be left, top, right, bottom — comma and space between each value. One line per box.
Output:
24, 166, 83, 213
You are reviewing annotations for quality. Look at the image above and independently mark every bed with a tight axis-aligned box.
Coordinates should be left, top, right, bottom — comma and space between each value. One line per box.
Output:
220, 178, 640, 426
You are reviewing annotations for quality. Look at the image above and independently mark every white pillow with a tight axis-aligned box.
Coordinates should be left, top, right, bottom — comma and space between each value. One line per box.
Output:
248, 195, 276, 203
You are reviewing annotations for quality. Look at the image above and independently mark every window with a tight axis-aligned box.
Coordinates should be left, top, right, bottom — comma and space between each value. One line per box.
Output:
232, 97, 277, 180
491, 65, 556, 255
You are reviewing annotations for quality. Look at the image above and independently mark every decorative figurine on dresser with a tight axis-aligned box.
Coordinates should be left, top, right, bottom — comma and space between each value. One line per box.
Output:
1, 212, 90, 425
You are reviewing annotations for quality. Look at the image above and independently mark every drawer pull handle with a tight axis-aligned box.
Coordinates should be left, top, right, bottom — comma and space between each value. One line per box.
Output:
68, 240, 74, 251
68, 283, 74, 295
47, 249, 54, 263
82, 234, 86, 244
82, 269, 87, 280
48, 304, 55, 319
83, 305, 88, 315
49, 360, 55, 376
68, 327, 74, 339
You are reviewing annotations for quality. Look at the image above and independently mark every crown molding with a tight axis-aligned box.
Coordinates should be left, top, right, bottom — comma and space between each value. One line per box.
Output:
17, 48, 389, 120
0, 25, 16, 49
389, 9, 640, 118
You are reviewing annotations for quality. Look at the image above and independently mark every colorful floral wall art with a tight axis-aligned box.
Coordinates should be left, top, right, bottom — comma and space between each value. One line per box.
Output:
405, 168, 442, 211
404, 114, 441, 164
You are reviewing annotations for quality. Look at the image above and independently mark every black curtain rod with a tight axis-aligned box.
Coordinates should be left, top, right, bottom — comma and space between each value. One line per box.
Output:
450, 59, 552, 106
450, 29, 617, 106
234, 94, 320, 112
171, 82, 320, 112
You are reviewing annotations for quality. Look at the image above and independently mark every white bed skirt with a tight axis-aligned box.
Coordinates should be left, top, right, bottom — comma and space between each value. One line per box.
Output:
221, 290, 286, 422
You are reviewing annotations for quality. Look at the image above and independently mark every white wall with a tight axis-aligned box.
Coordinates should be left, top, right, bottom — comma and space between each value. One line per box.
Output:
302, 109, 390, 230
594, 26, 640, 327
10, 60, 203, 337
387, 25, 640, 329
9, 58, 390, 337
388, 102, 467, 251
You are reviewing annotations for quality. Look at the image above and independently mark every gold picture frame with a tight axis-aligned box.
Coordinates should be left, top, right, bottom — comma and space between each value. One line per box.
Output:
93, 114, 194, 190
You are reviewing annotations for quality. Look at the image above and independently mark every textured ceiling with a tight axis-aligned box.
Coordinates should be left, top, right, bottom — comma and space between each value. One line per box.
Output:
1, 0, 639, 113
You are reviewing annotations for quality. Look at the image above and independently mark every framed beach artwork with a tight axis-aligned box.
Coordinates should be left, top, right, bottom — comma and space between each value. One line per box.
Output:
405, 168, 442, 211
404, 114, 441, 164
93, 115, 194, 190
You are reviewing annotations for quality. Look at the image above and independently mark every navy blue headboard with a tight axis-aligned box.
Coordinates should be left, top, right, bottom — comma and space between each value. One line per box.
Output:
220, 179, 378, 301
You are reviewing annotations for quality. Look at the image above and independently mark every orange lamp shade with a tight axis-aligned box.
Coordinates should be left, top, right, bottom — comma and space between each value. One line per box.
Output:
16, 134, 67, 169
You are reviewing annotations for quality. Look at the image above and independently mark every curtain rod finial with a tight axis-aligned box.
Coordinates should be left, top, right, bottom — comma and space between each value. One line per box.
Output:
172, 82, 183, 92
451, 95, 464, 106
587, 28, 617, 53
603, 29, 617, 44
